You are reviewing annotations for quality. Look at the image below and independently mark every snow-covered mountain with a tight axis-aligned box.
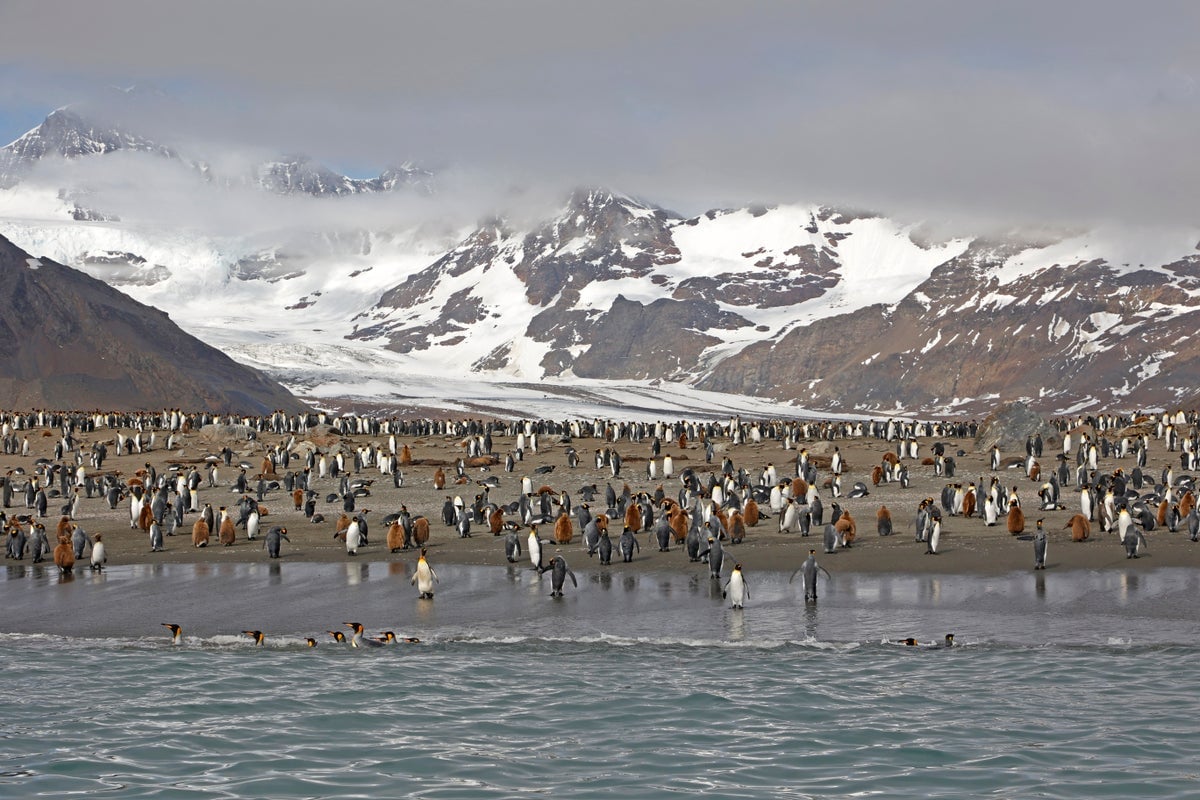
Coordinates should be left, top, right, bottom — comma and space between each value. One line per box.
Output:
0, 104, 432, 201
2, 101, 1199, 418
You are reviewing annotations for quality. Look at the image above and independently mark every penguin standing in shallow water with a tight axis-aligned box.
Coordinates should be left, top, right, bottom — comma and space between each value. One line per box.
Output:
412, 548, 439, 598
790, 549, 832, 603
548, 552, 577, 597
723, 564, 749, 609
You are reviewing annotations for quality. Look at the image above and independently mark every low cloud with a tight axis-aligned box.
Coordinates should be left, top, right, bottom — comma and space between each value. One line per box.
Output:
3, 1, 1199, 229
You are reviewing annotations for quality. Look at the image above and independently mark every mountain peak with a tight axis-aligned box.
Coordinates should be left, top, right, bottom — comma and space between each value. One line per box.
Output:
0, 105, 177, 188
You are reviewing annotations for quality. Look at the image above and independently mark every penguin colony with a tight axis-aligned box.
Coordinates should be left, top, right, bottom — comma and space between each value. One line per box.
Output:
5, 408, 1199, 640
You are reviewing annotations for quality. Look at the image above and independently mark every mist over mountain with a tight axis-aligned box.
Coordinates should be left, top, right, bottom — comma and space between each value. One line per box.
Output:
1, 99, 1198, 417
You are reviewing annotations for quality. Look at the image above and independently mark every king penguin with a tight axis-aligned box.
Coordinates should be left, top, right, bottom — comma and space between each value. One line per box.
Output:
412, 548, 439, 598
1033, 518, 1048, 570
161, 623, 183, 645
723, 563, 749, 609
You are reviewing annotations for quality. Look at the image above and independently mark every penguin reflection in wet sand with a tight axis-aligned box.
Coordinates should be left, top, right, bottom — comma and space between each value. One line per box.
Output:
790, 549, 832, 603
548, 552, 577, 598
412, 548, 439, 599
723, 564, 749, 609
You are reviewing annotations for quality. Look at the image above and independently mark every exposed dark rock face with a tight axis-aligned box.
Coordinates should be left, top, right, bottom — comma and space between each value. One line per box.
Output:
700, 241, 1200, 414
974, 401, 1058, 452
0, 235, 304, 413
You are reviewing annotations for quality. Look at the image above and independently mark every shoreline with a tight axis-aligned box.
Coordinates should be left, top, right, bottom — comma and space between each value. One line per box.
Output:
2, 416, 1196, 580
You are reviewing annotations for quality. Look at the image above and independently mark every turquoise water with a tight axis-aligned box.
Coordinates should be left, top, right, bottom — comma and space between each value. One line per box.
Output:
3, 564, 1200, 798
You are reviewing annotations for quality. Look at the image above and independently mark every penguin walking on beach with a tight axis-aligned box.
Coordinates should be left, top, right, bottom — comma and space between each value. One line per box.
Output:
150, 520, 164, 552
89, 533, 106, 571
619, 526, 640, 562
926, 516, 942, 555
504, 529, 523, 563
790, 549, 832, 603
548, 552, 577, 598
823, 522, 838, 554
345, 518, 362, 555
412, 548, 439, 598
528, 526, 548, 573
264, 525, 290, 558
29, 523, 49, 563
1033, 519, 1048, 570
1123, 527, 1148, 559
723, 563, 749, 609
699, 535, 725, 579
596, 529, 613, 565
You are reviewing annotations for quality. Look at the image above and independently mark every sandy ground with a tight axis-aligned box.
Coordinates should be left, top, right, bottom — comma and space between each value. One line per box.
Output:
3, 420, 1196, 579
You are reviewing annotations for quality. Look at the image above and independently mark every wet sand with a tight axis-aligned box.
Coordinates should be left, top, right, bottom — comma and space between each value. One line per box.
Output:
2, 419, 1196, 580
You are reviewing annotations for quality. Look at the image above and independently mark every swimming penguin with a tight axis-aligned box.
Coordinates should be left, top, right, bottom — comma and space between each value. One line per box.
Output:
934, 633, 956, 649
89, 533, 106, 571
161, 622, 183, 645
547, 553, 577, 597
243, 630, 265, 646
412, 548, 439, 598
1033, 519, 1047, 569
789, 549, 832, 602
344, 621, 385, 647
723, 564, 749, 609
263, 525, 290, 558
305, 638, 318, 648
327, 630, 351, 646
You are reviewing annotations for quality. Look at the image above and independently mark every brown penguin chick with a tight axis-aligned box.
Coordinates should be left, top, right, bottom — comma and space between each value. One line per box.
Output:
53, 535, 75, 574
623, 503, 641, 533
1007, 505, 1025, 535
219, 511, 236, 546
386, 521, 405, 552
553, 512, 573, 544
412, 516, 430, 547
728, 511, 746, 544
192, 518, 210, 547
1065, 513, 1091, 542
669, 506, 689, 542
743, 498, 760, 527
835, 510, 856, 546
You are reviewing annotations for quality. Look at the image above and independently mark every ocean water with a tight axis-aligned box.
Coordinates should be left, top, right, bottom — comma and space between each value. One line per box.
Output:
3, 564, 1200, 799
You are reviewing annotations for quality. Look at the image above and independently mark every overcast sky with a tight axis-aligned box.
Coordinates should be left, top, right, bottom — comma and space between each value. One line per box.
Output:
1, 1, 1198, 229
